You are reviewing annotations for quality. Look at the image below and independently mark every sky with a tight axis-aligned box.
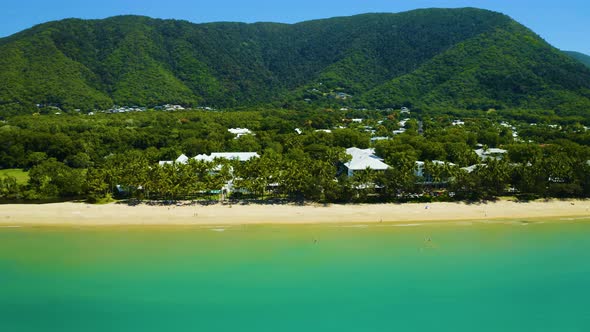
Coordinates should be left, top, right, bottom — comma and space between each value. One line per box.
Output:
1, 0, 589, 54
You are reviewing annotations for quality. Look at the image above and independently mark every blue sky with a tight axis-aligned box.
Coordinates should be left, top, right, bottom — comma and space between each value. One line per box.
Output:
1, 0, 589, 54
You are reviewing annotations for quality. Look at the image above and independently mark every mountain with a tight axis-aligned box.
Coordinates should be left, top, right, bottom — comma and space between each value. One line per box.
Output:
564, 51, 590, 69
1, 8, 590, 114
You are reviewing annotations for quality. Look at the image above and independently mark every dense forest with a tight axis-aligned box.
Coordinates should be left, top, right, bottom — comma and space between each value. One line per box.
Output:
564, 51, 590, 69
1, 8, 590, 115
1, 106, 590, 203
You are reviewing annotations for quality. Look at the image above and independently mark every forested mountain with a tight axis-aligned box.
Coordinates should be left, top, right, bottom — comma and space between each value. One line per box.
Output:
564, 51, 590, 69
1, 8, 590, 114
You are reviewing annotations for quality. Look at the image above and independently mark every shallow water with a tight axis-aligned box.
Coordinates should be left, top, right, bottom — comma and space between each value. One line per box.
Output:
1, 220, 589, 331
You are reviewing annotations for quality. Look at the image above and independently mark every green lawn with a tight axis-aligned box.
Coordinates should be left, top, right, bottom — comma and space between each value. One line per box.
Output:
0, 169, 29, 184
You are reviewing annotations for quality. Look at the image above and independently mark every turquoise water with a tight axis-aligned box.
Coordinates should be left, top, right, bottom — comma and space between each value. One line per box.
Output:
1, 220, 590, 331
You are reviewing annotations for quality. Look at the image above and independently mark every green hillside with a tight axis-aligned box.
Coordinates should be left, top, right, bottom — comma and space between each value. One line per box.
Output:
1, 8, 590, 114
564, 51, 590, 69
366, 22, 590, 114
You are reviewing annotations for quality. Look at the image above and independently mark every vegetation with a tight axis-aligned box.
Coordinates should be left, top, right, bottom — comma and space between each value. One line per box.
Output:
1, 9, 590, 204
1, 107, 590, 203
564, 51, 590, 69
0, 169, 28, 184
1, 9, 590, 114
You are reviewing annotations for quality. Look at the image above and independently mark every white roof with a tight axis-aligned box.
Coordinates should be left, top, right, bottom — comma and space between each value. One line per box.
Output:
194, 152, 259, 162
176, 154, 189, 163
228, 128, 252, 135
461, 164, 486, 173
344, 147, 390, 171
415, 160, 457, 167
475, 148, 507, 157
158, 161, 173, 166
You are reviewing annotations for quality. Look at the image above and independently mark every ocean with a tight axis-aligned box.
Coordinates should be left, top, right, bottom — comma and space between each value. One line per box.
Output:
1, 219, 589, 331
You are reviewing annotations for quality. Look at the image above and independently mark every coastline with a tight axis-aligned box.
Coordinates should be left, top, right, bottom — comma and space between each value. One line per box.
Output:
1, 199, 590, 226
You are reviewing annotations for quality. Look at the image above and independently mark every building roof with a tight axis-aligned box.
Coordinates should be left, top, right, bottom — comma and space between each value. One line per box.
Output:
228, 128, 252, 135
344, 147, 390, 171
475, 148, 508, 160
160, 152, 259, 165
194, 152, 260, 162
461, 164, 486, 173
415, 160, 457, 167
176, 154, 189, 164
475, 148, 507, 155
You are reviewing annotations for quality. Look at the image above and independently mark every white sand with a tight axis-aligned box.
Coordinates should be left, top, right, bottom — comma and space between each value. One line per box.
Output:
0, 199, 589, 226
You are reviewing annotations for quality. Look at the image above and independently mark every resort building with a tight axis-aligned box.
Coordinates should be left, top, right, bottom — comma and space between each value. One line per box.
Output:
158, 154, 189, 166
370, 136, 390, 142
194, 152, 260, 163
228, 128, 253, 139
475, 148, 507, 161
392, 129, 406, 135
461, 164, 485, 173
159, 152, 259, 166
415, 160, 457, 184
343, 147, 390, 177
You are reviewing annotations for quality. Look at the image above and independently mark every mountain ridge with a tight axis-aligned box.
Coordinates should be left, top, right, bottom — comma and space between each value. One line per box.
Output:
1, 8, 590, 114
564, 51, 590, 69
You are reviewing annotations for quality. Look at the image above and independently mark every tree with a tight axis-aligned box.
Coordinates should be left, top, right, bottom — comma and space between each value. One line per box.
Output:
28, 159, 85, 198
0, 176, 21, 199
86, 167, 110, 202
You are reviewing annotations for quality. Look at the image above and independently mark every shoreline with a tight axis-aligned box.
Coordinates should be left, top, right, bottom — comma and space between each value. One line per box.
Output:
1, 199, 590, 227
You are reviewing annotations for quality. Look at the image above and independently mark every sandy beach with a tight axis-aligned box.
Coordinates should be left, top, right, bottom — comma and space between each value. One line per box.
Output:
0, 199, 589, 226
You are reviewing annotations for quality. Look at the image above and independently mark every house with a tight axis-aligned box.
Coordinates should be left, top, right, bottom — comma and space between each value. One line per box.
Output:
414, 160, 456, 177
164, 104, 185, 111
398, 118, 410, 127
343, 147, 390, 177
370, 136, 389, 142
392, 129, 406, 135
176, 154, 189, 164
159, 152, 259, 166
452, 120, 465, 126
415, 160, 457, 184
295, 128, 302, 135
194, 152, 260, 163
400, 107, 411, 114
228, 128, 253, 139
333, 92, 352, 100
158, 154, 190, 166
460, 164, 484, 173
475, 148, 507, 161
